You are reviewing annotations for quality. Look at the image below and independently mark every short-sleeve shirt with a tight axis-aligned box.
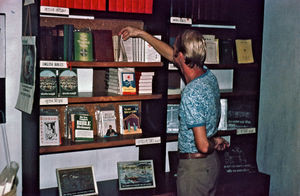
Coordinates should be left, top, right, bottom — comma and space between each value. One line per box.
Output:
178, 67, 220, 153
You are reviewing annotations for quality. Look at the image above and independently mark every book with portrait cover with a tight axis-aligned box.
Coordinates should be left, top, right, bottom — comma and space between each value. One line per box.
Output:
119, 103, 142, 135
40, 68, 58, 98
58, 68, 78, 97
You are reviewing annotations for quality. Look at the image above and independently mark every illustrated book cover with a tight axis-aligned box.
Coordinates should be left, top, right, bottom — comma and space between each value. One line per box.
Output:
40, 109, 60, 146
74, 30, 93, 62
121, 72, 136, 95
74, 114, 93, 142
166, 104, 180, 134
117, 160, 156, 190
58, 68, 78, 97
40, 68, 58, 98
119, 103, 142, 135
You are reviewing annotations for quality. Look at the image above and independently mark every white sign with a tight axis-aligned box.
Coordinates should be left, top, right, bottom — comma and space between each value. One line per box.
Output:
135, 136, 161, 146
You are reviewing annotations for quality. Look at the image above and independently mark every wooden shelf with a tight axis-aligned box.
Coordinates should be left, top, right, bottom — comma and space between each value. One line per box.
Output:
68, 92, 162, 103
69, 61, 163, 68
206, 63, 259, 69
40, 134, 143, 154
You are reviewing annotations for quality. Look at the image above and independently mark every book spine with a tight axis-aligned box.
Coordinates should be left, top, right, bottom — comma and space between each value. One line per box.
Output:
83, 0, 91, 10
90, 0, 98, 10
145, 0, 153, 14
116, 0, 124, 12
49, 0, 58, 7
58, 0, 67, 7
56, 25, 64, 60
138, 0, 145, 13
66, 0, 74, 8
109, 0, 117, 11
73, 0, 83, 9
132, 0, 139, 13
124, 0, 132, 13
40, 0, 50, 6
68, 25, 74, 61
98, 0, 106, 11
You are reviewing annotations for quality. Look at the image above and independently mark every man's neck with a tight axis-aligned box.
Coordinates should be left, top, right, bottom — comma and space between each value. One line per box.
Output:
184, 66, 206, 83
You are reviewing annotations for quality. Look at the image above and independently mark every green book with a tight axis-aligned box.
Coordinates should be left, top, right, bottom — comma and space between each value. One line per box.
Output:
74, 31, 93, 61
40, 69, 58, 98
74, 114, 93, 142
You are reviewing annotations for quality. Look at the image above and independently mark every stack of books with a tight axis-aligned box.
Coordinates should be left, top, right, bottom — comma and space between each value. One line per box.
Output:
105, 67, 136, 95
135, 71, 154, 94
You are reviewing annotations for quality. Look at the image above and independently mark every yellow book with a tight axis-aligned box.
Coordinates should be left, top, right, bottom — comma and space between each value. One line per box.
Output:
235, 39, 254, 64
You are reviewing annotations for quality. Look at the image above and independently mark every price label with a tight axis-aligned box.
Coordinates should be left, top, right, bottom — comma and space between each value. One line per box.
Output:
135, 137, 161, 146
236, 128, 256, 135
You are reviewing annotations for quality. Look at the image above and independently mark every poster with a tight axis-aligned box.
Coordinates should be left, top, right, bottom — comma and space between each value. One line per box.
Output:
15, 36, 36, 114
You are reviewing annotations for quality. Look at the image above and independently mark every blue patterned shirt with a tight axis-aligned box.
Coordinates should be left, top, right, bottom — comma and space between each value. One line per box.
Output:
178, 67, 220, 153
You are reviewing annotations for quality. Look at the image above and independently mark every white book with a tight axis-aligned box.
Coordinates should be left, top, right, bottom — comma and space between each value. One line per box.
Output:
139, 86, 152, 90
139, 82, 152, 87
138, 89, 152, 94
122, 37, 133, 62
145, 35, 161, 62
204, 39, 219, 64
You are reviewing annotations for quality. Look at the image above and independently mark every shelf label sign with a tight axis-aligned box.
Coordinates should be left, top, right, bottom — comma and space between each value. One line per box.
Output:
40, 6, 69, 15
40, 60, 68, 68
135, 137, 161, 146
236, 128, 256, 135
40, 98, 68, 105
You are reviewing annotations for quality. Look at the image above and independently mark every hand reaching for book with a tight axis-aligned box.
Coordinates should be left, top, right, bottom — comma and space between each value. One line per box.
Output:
213, 137, 230, 151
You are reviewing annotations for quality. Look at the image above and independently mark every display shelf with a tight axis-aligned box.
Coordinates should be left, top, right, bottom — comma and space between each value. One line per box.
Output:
69, 61, 163, 68
39, 134, 144, 154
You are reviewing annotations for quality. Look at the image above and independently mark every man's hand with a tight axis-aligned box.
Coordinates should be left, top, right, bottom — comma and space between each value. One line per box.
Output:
212, 137, 230, 151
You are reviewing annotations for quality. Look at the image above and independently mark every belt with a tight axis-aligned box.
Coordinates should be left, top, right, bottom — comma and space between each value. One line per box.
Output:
179, 152, 207, 159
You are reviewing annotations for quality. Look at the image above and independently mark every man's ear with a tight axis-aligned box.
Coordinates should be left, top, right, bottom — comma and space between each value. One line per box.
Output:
177, 52, 187, 65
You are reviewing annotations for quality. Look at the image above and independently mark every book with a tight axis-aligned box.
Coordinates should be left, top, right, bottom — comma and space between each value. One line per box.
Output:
235, 39, 254, 64
119, 103, 142, 135
97, 0, 106, 11
109, 0, 117, 11
116, 0, 124, 12
117, 160, 156, 190
94, 105, 118, 137
74, 30, 93, 62
124, 0, 132, 12
74, 114, 93, 142
219, 39, 235, 65
40, 26, 54, 60
92, 30, 114, 62
66, 106, 89, 139
145, 0, 153, 14
210, 69, 233, 92
135, 71, 154, 94
40, 109, 60, 146
121, 72, 136, 95
166, 104, 180, 133
218, 99, 228, 130
58, 68, 78, 97
56, 24, 74, 61
40, 69, 58, 98
145, 35, 161, 62
204, 39, 219, 64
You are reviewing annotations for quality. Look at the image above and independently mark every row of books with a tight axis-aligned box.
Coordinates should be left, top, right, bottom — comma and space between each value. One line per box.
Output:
39, 103, 142, 146
40, 0, 153, 14
40, 25, 161, 63
105, 68, 154, 95
166, 99, 256, 134
40, 68, 78, 98
169, 34, 254, 65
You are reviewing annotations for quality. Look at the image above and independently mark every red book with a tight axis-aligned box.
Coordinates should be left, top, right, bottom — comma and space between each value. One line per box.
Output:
145, 0, 153, 14
83, 0, 91, 9
90, 0, 98, 10
98, 0, 106, 11
116, 0, 124, 12
124, 0, 132, 12
58, 0, 66, 7
49, 0, 58, 7
132, 0, 139, 13
109, 0, 116, 11
138, 0, 145, 13
40, 0, 50, 6
66, 0, 74, 8
73, 0, 83, 9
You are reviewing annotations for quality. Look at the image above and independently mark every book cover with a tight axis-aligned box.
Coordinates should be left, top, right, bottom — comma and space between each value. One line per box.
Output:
119, 104, 142, 135
74, 30, 93, 62
235, 39, 254, 64
40, 114, 60, 146
166, 104, 180, 133
58, 69, 78, 97
40, 27, 54, 60
40, 69, 58, 98
121, 72, 136, 95
101, 110, 118, 137
204, 39, 219, 64
145, 35, 161, 62
92, 30, 114, 62
117, 160, 156, 190
219, 39, 235, 65
74, 114, 93, 142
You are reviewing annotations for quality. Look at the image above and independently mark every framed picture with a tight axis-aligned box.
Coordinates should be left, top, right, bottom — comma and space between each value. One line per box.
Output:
56, 165, 98, 196
117, 160, 156, 190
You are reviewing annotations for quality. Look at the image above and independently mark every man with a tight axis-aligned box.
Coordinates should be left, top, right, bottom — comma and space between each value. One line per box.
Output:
119, 27, 229, 196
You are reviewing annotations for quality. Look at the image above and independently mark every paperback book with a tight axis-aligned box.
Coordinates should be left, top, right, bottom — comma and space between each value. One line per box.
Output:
58, 68, 78, 97
40, 108, 60, 146
95, 105, 118, 137
74, 114, 94, 142
166, 104, 180, 133
119, 103, 142, 135
40, 68, 58, 98
121, 72, 136, 95
74, 30, 93, 62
